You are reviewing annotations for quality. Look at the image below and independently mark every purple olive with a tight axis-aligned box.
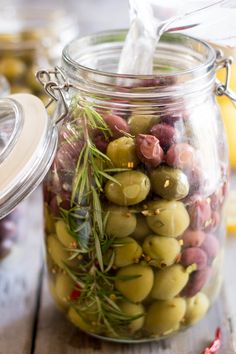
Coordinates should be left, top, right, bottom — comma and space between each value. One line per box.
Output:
136, 134, 164, 168
180, 247, 208, 270
55, 140, 84, 171
204, 211, 221, 233
201, 233, 219, 261
187, 168, 205, 197
187, 197, 212, 231
92, 129, 110, 153
0, 220, 17, 241
166, 143, 196, 171
181, 267, 211, 297
104, 114, 130, 138
181, 230, 206, 248
150, 123, 180, 151
161, 109, 187, 126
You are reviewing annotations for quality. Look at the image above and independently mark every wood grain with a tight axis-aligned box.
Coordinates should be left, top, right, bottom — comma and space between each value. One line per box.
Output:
0, 189, 43, 354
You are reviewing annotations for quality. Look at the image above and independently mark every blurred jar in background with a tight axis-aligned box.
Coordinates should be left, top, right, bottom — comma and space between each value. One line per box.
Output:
0, 75, 23, 260
0, 0, 79, 103
216, 46, 236, 169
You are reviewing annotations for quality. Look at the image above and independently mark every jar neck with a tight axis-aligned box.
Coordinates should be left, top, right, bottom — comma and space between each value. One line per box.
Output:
62, 31, 216, 111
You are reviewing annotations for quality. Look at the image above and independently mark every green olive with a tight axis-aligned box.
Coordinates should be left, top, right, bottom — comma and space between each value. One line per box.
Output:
185, 292, 209, 325
128, 114, 160, 135
113, 237, 142, 267
0, 57, 26, 80
146, 200, 190, 237
144, 298, 186, 335
115, 264, 154, 302
55, 220, 76, 248
48, 280, 67, 311
55, 273, 75, 307
105, 171, 151, 206
68, 306, 100, 334
142, 235, 181, 268
149, 166, 189, 200
44, 204, 55, 234
119, 302, 145, 333
26, 66, 43, 92
151, 265, 189, 300
47, 235, 78, 269
130, 214, 152, 241
105, 206, 137, 238
106, 137, 139, 168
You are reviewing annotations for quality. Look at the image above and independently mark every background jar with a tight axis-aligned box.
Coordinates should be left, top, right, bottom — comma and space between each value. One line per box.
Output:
0, 1, 79, 100
42, 31, 229, 342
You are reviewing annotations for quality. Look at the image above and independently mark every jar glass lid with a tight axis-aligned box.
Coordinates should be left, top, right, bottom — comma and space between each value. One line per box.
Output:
0, 93, 58, 218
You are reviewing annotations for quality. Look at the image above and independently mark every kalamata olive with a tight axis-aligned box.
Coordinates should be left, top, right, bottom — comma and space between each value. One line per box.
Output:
144, 298, 186, 335
166, 143, 196, 171
181, 230, 206, 248
201, 233, 219, 260
105, 206, 137, 238
105, 171, 151, 206
113, 237, 142, 267
119, 302, 145, 333
115, 264, 154, 302
181, 267, 211, 297
0, 57, 26, 80
184, 292, 209, 325
143, 235, 181, 268
149, 166, 189, 200
151, 264, 189, 300
187, 197, 212, 230
146, 200, 190, 237
55, 220, 76, 248
130, 214, 152, 241
106, 137, 139, 168
128, 114, 160, 136
92, 129, 110, 153
0, 220, 17, 240
150, 123, 180, 151
104, 114, 130, 138
180, 248, 208, 270
136, 134, 164, 168
0, 239, 13, 259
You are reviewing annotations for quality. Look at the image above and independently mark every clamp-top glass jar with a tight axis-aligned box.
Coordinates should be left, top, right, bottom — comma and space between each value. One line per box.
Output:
41, 31, 229, 341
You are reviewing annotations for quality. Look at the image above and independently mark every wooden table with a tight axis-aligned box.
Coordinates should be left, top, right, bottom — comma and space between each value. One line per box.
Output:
1, 1, 236, 353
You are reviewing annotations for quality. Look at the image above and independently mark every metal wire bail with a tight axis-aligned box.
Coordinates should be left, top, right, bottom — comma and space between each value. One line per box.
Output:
36, 67, 72, 124
215, 56, 236, 106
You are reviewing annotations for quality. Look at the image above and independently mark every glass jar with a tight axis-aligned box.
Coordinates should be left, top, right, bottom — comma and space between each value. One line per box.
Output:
0, 30, 232, 341
0, 1, 79, 99
40, 31, 229, 342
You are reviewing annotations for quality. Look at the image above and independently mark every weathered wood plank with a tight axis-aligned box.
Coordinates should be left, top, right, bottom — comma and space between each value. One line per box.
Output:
0, 189, 43, 354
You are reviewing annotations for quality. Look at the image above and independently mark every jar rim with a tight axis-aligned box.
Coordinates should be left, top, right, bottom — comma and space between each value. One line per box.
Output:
62, 29, 216, 81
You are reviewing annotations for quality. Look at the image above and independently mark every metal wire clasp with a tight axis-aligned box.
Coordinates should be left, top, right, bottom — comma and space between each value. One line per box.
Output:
215, 56, 236, 105
36, 67, 72, 124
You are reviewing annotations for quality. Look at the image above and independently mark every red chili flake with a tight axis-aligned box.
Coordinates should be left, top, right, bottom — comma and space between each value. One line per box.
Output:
70, 284, 81, 301
202, 327, 222, 354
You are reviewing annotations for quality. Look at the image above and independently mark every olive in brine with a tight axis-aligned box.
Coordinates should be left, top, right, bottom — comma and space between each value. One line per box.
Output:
55, 220, 76, 248
144, 298, 186, 335
149, 166, 189, 200
106, 137, 139, 168
55, 273, 75, 307
143, 235, 181, 268
47, 235, 78, 269
151, 265, 189, 300
128, 114, 159, 135
68, 306, 100, 334
105, 171, 151, 206
185, 292, 209, 325
130, 214, 152, 241
105, 206, 137, 238
113, 237, 142, 267
115, 264, 154, 302
119, 302, 145, 333
146, 200, 190, 237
